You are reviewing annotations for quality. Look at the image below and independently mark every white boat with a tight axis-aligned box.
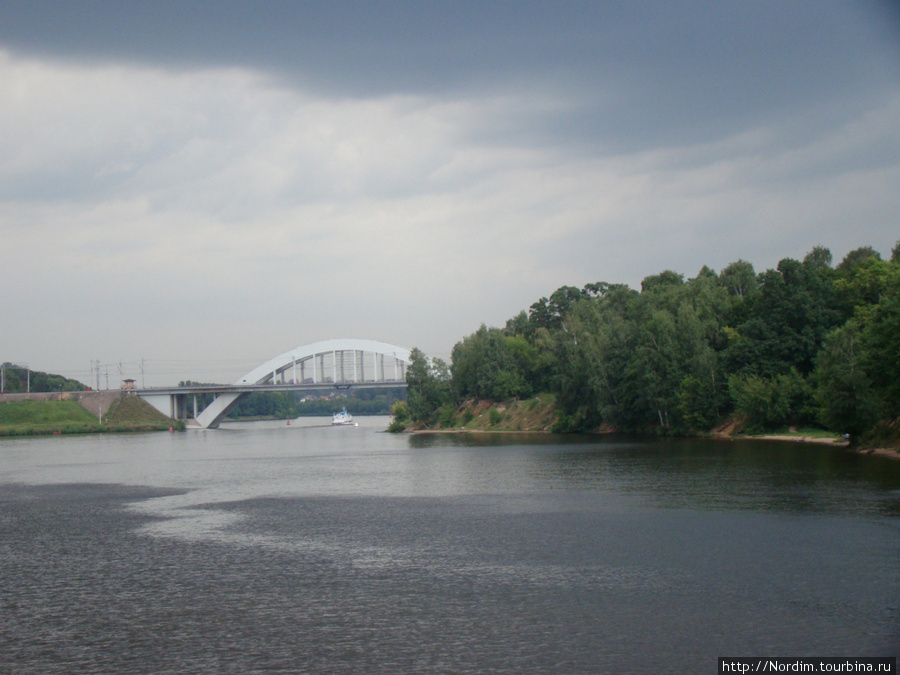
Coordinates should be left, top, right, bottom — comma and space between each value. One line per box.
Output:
332, 408, 358, 426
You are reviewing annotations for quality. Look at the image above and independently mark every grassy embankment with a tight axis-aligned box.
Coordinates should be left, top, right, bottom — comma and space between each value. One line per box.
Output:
0, 395, 184, 437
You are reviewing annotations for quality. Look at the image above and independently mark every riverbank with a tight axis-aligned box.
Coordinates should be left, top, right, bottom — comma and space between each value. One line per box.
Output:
729, 432, 900, 458
734, 425, 900, 460
0, 393, 183, 437
410, 424, 900, 460
401, 396, 900, 458
743, 433, 846, 446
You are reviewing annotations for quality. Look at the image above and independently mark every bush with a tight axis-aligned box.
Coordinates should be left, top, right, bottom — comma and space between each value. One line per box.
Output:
390, 401, 410, 422
386, 417, 408, 433
551, 413, 581, 434
435, 404, 457, 428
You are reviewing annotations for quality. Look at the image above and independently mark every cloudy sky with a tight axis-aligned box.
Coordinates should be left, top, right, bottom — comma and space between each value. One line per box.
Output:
1, 1, 898, 386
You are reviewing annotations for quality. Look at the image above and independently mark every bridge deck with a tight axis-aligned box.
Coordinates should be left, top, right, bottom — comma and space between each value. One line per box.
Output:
136, 380, 406, 396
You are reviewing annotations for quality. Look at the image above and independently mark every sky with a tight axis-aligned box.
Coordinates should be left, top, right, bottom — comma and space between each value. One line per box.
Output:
1, 1, 898, 386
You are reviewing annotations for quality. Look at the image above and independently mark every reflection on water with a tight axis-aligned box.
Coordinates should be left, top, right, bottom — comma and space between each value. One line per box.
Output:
530, 436, 900, 516
1, 423, 899, 672
410, 432, 900, 516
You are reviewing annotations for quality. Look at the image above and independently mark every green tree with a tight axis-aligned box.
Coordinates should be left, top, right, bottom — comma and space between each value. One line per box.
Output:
723, 256, 842, 377
550, 291, 638, 430
803, 245, 833, 270
814, 267, 900, 437
837, 246, 881, 273
504, 310, 531, 338
728, 369, 808, 433
677, 374, 718, 430
229, 391, 297, 419
719, 259, 758, 300
640, 270, 684, 295
859, 271, 900, 415
391, 400, 410, 421
813, 321, 882, 437
528, 285, 583, 332
1, 364, 86, 393
406, 348, 451, 422
623, 269, 727, 431
627, 307, 681, 429
386, 400, 411, 432
451, 326, 532, 401
834, 254, 894, 313
444, 242, 894, 439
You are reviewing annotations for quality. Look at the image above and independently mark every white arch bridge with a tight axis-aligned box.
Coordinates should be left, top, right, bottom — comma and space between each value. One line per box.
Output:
138, 339, 411, 429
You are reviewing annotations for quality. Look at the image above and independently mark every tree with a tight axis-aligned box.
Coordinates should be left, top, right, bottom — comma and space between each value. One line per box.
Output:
803, 245, 833, 270
504, 310, 531, 338
677, 374, 718, 430
640, 270, 684, 295
442, 242, 893, 438
834, 254, 894, 312
549, 292, 639, 431
837, 246, 881, 273
0, 364, 85, 393
728, 369, 809, 433
723, 257, 842, 377
813, 321, 882, 437
528, 285, 583, 332
625, 293, 722, 431
230, 391, 297, 419
859, 272, 900, 415
451, 326, 532, 401
406, 349, 433, 422
385, 400, 411, 432
719, 260, 758, 299
406, 348, 451, 422
627, 308, 681, 429
814, 268, 900, 436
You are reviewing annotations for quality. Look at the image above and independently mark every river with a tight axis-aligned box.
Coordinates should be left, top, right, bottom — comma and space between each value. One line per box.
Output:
1, 418, 898, 673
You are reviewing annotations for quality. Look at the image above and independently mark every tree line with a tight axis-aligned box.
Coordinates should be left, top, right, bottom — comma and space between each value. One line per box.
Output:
402, 243, 900, 439
227, 388, 404, 419
0, 364, 85, 393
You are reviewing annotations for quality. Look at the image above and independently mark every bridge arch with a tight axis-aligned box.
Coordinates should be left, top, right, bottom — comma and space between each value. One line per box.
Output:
237, 339, 411, 387
194, 339, 411, 428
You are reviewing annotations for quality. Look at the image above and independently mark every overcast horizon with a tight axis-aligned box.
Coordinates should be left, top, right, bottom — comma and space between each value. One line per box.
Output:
1, 1, 898, 386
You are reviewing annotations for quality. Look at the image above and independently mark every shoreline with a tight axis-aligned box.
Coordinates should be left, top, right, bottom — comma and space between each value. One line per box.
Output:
406, 427, 900, 459
734, 434, 900, 460
854, 446, 900, 460
740, 434, 847, 446
409, 428, 551, 434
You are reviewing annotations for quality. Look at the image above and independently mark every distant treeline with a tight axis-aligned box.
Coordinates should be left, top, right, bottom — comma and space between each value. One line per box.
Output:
226, 388, 405, 419
0, 364, 86, 393
404, 243, 900, 439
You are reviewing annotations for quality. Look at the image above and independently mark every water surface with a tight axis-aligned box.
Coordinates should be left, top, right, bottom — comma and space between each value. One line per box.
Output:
1, 420, 898, 673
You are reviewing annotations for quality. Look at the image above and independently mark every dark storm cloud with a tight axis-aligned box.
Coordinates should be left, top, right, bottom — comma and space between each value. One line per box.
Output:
2, 0, 896, 152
